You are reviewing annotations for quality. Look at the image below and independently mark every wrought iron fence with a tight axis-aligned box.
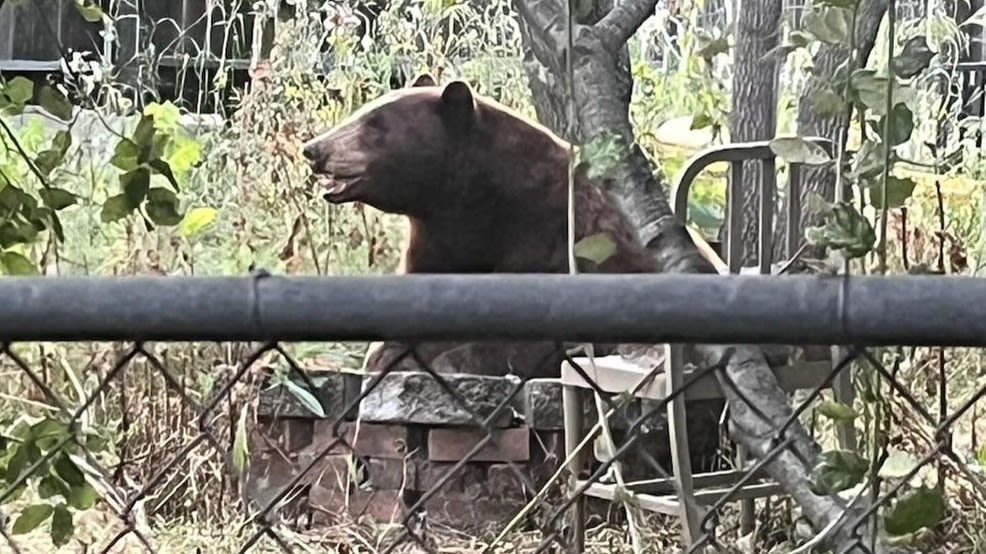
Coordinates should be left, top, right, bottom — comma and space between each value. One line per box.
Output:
0, 274, 984, 553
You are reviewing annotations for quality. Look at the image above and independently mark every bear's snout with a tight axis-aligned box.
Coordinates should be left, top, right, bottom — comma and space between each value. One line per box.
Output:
301, 141, 320, 164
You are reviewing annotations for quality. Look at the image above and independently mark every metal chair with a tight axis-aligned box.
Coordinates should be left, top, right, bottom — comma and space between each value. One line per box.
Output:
560, 138, 856, 549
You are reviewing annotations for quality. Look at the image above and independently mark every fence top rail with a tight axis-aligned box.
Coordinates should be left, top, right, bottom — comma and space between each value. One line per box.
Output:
0, 274, 982, 346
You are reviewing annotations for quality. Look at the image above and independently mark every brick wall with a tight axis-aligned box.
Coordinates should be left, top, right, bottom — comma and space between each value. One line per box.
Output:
247, 370, 724, 531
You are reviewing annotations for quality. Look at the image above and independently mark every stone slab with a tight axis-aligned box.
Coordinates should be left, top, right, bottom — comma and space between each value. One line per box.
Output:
358, 372, 523, 427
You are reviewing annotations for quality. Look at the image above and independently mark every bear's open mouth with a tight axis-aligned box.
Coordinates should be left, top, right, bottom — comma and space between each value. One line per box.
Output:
315, 173, 362, 203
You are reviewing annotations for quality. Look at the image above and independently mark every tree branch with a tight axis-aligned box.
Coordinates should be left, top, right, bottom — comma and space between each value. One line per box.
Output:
594, 0, 659, 53
511, 0, 573, 77
514, 1, 911, 551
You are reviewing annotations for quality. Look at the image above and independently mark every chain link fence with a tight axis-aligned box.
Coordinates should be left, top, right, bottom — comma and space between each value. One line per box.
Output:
0, 274, 984, 553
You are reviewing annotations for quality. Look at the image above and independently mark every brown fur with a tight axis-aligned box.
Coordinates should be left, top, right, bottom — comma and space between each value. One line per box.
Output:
303, 77, 654, 379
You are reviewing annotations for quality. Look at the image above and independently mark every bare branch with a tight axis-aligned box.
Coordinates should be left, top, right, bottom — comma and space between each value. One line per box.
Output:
594, 0, 659, 53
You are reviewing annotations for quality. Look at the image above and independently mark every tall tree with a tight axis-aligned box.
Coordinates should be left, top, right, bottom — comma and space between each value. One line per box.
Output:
513, 0, 893, 550
729, 0, 783, 266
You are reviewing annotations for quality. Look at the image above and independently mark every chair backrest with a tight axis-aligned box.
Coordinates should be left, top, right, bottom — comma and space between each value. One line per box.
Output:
671, 138, 835, 275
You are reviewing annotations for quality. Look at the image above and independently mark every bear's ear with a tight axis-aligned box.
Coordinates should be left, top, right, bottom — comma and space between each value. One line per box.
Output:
409, 73, 437, 87
438, 81, 475, 128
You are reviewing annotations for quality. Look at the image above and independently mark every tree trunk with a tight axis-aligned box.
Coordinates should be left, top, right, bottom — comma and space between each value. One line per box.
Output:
777, 0, 889, 258
513, 0, 899, 551
728, 0, 783, 267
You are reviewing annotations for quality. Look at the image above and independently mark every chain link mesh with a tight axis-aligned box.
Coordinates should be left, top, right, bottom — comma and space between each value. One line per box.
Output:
0, 325, 981, 553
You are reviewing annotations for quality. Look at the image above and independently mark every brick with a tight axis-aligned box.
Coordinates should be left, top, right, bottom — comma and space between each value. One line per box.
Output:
359, 372, 522, 427
301, 453, 361, 490
258, 370, 362, 419
250, 418, 314, 454
312, 421, 415, 459
311, 420, 354, 453
415, 461, 485, 493
310, 485, 404, 524
351, 423, 414, 458
367, 457, 417, 490
427, 427, 530, 462
485, 464, 527, 501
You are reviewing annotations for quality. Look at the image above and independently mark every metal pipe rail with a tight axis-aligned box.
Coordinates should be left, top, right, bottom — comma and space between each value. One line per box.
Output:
0, 274, 983, 346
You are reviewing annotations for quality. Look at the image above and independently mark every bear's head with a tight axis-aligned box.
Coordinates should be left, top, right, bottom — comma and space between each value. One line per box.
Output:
302, 74, 485, 216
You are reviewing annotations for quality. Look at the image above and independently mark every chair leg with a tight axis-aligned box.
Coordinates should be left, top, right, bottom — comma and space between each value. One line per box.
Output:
737, 445, 756, 534
667, 343, 701, 545
563, 383, 586, 553
831, 345, 858, 451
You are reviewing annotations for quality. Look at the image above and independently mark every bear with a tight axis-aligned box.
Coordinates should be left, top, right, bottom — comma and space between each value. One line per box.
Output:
301, 75, 657, 379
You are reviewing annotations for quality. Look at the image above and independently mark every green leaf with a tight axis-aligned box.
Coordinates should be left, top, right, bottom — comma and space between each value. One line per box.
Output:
148, 159, 180, 191
50, 503, 73, 546
816, 400, 858, 421
769, 137, 832, 165
31, 418, 69, 440
893, 36, 935, 79
283, 381, 326, 417
3, 76, 35, 106
85, 434, 108, 453
0, 185, 24, 211
50, 129, 71, 154
580, 131, 623, 180
850, 69, 914, 116
573, 232, 617, 265
879, 104, 914, 146
67, 483, 98, 510
35, 152, 63, 178
884, 486, 945, 536
143, 101, 181, 131
53, 454, 85, 487
869, 176, 917, 209
177, 207, 217, 237
145, 188, 183, 226
110, 139, 139, 171
39, 188, 77, 211
810, 87, 845, 118
1, 251, 39, 275
232, 404, 250, 477
100, 194, 132, 223
166, 135, 202, 172
38, 86, 74, 121
133, 115, 156, 150
38, 476, 70, 500
11, 504, 54, 534
690, 112, 714, 130
851, 140, 888, 180
805, 7, 851, 45
121, 168, 150, 209
809, 449, 869, 495
74, 0, 104, 22
805, 201, 876, 258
